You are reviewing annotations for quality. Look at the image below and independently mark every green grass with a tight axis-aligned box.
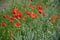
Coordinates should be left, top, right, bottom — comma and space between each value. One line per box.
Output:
0, 0, 60, 40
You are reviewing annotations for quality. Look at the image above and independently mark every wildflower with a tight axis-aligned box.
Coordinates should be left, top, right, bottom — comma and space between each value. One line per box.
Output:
35, 14, 38, 18
30, 12, 36, 18
18, 11, 23, 17
42, 11, 46, 16
29, 4, 34, 9
12, 8, 18, 14
15, 11, 23, 19
1, 21, 6, 26
39, 4, 42, 10
17, 16, 21, 20
12, 8, 18, 18
56, 15, 60, 19
12, 13, 18, 18
30, 12, 38, 18
3, 14, 6, 19
14, 22, 21, 28
38, 4, 46, 17
10, 32, 13, 38
51, 16, 55, 24
58, 6, 60, 8
26, 11, 31, 16
38, 9, 46, 16
38, 9, 43, 13
8, 16, 14, 22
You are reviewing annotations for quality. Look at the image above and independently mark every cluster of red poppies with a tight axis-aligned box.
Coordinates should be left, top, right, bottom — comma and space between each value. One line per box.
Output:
50, 15, 60, 24
1, 4, 60, 27
1, 3, 60, 27
0, 3, 60, 38
38, 4, 46, 16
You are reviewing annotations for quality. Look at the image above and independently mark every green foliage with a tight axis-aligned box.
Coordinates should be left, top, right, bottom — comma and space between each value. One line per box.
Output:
0, 0, 60, 40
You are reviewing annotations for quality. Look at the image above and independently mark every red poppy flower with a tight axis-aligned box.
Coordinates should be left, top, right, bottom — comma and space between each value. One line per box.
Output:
12, 13, 18, 18
10, 32, 13, 38
30, 12, 36, 18
56, 15, 60, 19
42, 11, 46, 16
17, 16, 21, 20
35, 14, 38, 18
36, 4, 43, 10
26, 11, 31, 16
39, 4, 42, 10
38, 9, 46, 16
16, 11, 23, 19
12, 8, 18, 14
3, 14, 6, 19
1, 21, 6, 26
29, 4, 34, 9
58, 6, 60, 8
51, 16, 55, 24
18, 11, 23, 17
38, 4, 43, 13
14, 22, 21, 28
8, 16, 14, 22
38, 9, 43, 13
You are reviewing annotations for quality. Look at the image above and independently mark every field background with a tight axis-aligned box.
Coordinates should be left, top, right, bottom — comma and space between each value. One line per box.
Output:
0, 0, 60, 40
